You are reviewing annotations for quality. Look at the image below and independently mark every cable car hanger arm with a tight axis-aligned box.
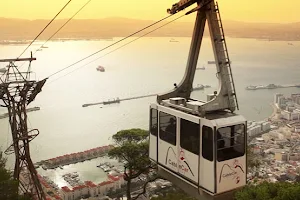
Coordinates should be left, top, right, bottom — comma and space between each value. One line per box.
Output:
167, 0, 213, 15
158, 0, 239, 116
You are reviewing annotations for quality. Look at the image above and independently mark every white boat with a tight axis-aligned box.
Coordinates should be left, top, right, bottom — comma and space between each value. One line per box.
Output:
192, 84, 205, 91
246, 85, 257, 90
192, 84, 211, 91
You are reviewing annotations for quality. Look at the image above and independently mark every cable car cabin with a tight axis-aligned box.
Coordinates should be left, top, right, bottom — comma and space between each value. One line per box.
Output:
149, 98, 247, 200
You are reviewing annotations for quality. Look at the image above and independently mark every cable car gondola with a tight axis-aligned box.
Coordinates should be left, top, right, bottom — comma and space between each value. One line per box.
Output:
149, 1, 247, 199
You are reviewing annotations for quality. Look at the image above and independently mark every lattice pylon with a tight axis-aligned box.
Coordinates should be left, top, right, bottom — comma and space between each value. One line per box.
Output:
0, 58, 47, 200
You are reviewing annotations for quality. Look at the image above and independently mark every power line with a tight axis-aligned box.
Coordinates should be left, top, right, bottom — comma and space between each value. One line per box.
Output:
47, 14, 186, 85
46, 14, 174, 79
17, 0, 73, 59
35, 0, 93, 54
18, 0, 92, 71
18, 0, 93, 71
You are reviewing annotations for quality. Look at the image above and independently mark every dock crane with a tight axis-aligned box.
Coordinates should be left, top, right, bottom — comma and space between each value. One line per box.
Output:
149, 0, 247, 199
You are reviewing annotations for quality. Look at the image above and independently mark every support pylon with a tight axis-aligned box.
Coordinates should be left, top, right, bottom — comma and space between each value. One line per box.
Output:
0, 55, 47, 200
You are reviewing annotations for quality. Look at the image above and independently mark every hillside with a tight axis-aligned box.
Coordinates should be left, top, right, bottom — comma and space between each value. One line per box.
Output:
0, 17, 299, 41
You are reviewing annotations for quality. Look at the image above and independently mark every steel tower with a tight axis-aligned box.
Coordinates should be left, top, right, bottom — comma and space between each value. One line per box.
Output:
0, 56, 47, 200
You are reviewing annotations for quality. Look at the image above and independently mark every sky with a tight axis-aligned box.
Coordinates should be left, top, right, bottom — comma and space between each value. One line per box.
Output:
0, 0, 299, 23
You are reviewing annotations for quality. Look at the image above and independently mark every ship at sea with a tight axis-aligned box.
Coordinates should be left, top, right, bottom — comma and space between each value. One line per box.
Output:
207, 61, 216, 64
196, 65, 205, 70
103, 98, 120, 105
246, 84, 278, 90
207, 60, 232, 64
169, 38, 179, 43
0, 67, 6, 73
96, 66, 105, 72
192, 84, 211, 91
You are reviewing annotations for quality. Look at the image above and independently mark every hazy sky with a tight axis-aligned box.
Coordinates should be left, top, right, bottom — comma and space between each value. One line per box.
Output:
0, 0, 299, 23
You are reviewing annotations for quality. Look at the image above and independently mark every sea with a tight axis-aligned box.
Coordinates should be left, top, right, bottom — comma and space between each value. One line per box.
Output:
0, 37, 300, 186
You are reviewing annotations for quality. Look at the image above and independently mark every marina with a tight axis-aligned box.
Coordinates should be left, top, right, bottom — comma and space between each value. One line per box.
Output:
36, 145, 114, 170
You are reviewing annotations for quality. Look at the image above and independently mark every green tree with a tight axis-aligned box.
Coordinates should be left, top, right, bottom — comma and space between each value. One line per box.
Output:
0, 151, 19, 200
108, 128, 156, 200
234, 181, 300, 200
0, 151, 33, 200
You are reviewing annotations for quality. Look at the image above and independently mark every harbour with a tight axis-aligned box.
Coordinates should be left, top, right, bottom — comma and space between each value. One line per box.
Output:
246, 83, 300, 90
1, 37, 300, 199
36, 145, 114, 170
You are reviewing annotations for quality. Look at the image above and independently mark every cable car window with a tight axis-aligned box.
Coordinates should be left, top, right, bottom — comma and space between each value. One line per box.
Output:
217, 124, 245, 162
159, 112, 176, 145
150, 108, 158, 136
180, 119, 199, 155
202, 126, 213, 161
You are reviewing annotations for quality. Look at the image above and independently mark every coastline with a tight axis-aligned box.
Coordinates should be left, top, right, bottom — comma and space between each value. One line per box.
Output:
265, 102, 278, 121
1, 37, 300, 45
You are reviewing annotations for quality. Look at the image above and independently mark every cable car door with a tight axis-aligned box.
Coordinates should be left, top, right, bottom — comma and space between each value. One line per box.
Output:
199, 118, 216, 194
157, 107, 178, 173
149, 104, 158, 162
177, 116, 200, 185
215, 119, 247, 194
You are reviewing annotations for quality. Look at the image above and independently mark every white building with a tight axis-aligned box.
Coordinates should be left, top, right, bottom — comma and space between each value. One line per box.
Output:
60, 174, 125, 200
291, 112, 300, 120
262, 122, 271, 132
295, 126, 300, 133
278, 96, 286, 108
274, 93, 284, 104
281, 110, 291, 120
247, 121, 271, 137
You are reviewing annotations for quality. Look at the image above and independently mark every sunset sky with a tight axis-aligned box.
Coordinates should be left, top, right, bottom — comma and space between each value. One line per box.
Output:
0, 0, 299, 23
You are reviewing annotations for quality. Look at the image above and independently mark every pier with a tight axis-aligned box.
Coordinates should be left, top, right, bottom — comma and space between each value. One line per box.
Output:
82, 85, 211, 108
0, 106, 40, 119
246, 83, 300, 90
82, 93, 157, 107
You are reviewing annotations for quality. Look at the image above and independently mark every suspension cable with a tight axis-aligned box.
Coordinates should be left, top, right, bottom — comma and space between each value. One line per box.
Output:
18, 0, 92, 70
35, 0, 93, 54
47, 14, 186, 85
46, 14, 174, 79
17, 0, 73, 59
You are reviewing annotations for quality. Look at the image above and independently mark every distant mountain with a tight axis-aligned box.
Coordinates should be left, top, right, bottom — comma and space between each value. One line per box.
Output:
0, 17, 299, 41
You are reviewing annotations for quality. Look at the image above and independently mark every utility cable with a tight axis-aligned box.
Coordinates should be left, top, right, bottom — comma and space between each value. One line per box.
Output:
47, 14, 186, 85
17, 0, 73, 59
18, 0, 92, 70
46, 14, 174, 79
35, 0, 93, 54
